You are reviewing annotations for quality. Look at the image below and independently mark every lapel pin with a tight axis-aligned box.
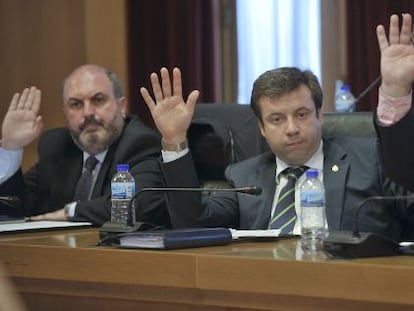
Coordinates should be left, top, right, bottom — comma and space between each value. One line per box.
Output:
331, 165, 339, 173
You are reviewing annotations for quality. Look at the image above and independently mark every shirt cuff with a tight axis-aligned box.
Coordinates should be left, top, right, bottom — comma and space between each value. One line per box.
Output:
161, 148, 189, 163
64, 201, 78, 219
0, 148, 23, 184
377, 88, 412, 126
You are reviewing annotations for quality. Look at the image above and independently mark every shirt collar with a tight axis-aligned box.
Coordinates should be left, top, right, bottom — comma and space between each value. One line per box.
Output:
82, 150, 107, 167
275, 140, 324, 183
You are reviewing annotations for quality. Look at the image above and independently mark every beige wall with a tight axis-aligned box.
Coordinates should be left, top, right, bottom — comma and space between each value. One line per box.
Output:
0, 0, 127, 171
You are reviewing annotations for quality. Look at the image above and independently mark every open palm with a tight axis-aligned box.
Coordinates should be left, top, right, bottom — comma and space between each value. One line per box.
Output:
377, 14, 414, 95
140, 68, 199, 143
2, 87, 43, 150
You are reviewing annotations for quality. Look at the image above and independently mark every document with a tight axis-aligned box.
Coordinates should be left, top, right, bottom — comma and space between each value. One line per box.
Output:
230, 229, 282, 240
0, 220, 92, 233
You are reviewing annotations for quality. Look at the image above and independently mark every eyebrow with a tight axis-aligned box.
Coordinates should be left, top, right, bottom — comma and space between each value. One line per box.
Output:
66, 92, 107, 102
91, 92, 107, 99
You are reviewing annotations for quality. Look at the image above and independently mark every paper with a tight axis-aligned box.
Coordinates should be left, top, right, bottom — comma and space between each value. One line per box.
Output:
0, 220, 92, 233
229, 229, 282, 239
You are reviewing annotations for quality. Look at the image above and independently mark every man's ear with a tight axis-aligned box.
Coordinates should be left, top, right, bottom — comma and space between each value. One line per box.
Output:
258, 120, 265, 137
317, 109, 324, 124
118, 97, 127, 117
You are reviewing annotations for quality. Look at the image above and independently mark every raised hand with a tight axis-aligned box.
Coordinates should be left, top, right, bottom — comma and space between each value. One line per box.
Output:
140, 67, 199, 144
1, 87, 43, 150
376, 13, 414, 97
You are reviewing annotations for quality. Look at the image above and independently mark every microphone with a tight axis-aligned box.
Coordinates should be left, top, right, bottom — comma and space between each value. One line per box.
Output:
0, 196, 21, 208
323, 195, 414, 258
98, 185, 262, 244
0, 196, 24, 222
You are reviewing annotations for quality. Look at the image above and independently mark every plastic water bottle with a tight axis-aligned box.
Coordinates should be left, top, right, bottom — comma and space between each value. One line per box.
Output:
111, 164, 136, 224
299, 169, 328, 253
334, 84, 356, 112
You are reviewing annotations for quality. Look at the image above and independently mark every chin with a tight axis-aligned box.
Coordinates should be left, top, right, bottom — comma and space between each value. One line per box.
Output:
80, 133, 106, 152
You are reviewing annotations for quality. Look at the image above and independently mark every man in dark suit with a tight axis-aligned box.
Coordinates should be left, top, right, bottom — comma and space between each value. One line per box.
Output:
375, 13, 414, 192
0, 64, 170, 227
140, 66, 412, 241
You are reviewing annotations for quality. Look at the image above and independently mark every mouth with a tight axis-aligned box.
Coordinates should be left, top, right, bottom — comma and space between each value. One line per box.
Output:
286, 141, 304, 148
82, 124, 101, 133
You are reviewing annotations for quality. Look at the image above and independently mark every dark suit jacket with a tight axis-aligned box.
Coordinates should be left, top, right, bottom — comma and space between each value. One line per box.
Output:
161, 136, 414, 241
375, 108, 414, 192
0, 115, 170, 227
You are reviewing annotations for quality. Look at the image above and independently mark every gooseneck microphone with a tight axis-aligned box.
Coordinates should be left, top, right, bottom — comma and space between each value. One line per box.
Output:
324, 195, 414, 259
126, 186, 262, 227
98, 185, 262, 245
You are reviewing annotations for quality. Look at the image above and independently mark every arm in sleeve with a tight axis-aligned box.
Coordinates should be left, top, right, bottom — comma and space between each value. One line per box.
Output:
0, 148, 23, 184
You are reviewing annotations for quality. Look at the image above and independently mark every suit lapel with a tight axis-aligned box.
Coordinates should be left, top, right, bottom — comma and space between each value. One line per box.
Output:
323, 139, 349, 231
251, 153, 276, 228
91, 148, 114, 199
55, 148, 83, 202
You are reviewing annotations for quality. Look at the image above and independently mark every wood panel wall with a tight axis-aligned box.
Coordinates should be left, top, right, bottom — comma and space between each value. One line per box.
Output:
0, 0, 127, 171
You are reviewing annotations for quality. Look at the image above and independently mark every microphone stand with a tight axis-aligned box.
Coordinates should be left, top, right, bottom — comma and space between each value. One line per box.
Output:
353, 75, 381, 104
324, 195, 414, 259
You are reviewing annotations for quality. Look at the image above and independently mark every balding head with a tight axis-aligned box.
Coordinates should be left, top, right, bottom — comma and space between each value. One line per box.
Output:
62, 64, 127, 154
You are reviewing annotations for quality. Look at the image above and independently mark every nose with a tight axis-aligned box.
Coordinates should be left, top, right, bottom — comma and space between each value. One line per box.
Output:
285, 117, 300, 135
83, 101, 95, 117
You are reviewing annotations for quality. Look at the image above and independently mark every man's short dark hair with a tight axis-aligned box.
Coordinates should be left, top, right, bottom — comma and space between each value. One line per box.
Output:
249, 67, 323, 121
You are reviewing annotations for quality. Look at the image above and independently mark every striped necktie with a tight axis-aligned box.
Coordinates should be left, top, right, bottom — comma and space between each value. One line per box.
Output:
270, 166, 308, 233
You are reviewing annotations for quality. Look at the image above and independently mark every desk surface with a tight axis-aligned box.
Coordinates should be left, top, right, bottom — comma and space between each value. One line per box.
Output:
0, 228, 413, 311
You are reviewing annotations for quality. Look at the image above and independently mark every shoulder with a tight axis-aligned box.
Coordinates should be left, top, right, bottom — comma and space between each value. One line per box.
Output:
110, 115, 162, 160
122, 115, 161, 142
226, 152, 274, 177
324, 136, 379, 167
38, 127, 75, 154
325, 136, 377, 152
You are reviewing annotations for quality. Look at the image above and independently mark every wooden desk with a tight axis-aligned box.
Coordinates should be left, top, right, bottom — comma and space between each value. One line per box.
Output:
0, 228, 413, 311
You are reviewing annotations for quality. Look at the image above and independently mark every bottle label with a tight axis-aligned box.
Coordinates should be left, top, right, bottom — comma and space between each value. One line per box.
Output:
111, 182, 135, 199
300, 190, 326, 228
300, 190, 324, 207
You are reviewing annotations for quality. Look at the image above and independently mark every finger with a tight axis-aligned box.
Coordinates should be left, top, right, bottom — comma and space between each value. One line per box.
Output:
150, 72, 164, 102
161, 67, 172, 97
140, 87, 156, 111
8, 93, 20, 112
17, 88, 30, 109
376, 25, 389, 51
389, 14, 400, 45
31, 89, 42, 115
399, 13, 413, 45
33, 116, 44, 134
172, 67, 183, 98
25, 87, 38, 110
186, 90, 200, 116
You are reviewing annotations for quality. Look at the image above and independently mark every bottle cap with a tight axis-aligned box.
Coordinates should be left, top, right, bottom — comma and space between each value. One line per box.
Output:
116, 164, 129, 172
341, 84, 351, 92
305, 169, 318, 178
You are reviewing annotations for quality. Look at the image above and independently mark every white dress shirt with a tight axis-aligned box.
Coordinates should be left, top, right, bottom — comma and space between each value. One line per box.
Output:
270, 140, 325, 235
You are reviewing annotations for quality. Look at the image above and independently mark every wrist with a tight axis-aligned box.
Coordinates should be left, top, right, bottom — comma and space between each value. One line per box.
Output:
380, 83, 412, 98
0, 139, 21, 150
161, 138, 189, 152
